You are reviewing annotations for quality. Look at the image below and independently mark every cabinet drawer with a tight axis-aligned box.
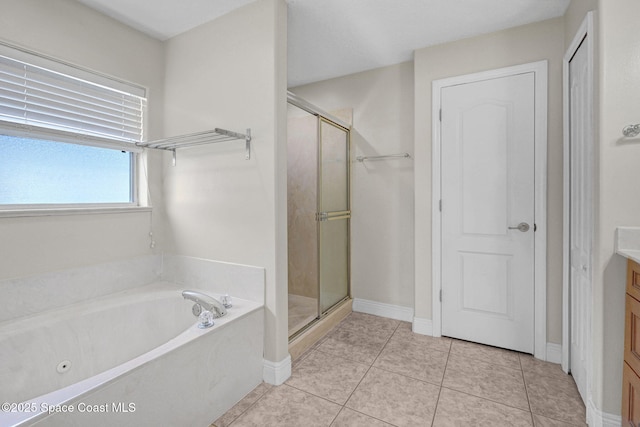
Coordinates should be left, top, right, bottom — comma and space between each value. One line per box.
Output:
626, 294, 640, 376
623, 362, 640, 427
628, 259, 640, 302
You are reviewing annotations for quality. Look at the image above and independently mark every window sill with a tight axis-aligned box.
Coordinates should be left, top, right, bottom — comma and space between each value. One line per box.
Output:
0, 206, 152, 218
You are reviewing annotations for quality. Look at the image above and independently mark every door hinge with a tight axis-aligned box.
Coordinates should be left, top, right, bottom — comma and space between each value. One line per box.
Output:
534, 223, 537, 232
439, 289, 442, 302
439, 199, 442, 212
439, 109, 442, 121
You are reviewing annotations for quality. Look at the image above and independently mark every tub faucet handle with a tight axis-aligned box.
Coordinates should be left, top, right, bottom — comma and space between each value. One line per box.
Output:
221, 294, 232, 309
198, 310, 215, 329
182, 290, 227, 318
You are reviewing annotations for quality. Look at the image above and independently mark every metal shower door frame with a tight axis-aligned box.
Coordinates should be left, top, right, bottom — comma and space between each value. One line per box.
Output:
287, 91, 352, 330
316, 116, 351, 316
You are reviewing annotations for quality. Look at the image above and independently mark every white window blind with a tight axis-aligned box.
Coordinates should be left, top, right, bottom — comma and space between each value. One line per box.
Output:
0, 51, 146, 148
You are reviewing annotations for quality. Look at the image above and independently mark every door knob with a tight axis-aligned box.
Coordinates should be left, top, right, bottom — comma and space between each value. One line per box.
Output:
508, 222, 530, 232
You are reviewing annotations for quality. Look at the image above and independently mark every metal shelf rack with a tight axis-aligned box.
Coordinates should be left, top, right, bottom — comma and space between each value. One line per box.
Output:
136, 128, 252, 165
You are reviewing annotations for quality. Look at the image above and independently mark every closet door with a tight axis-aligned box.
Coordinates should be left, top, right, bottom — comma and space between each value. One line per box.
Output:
568, 36, 592, 402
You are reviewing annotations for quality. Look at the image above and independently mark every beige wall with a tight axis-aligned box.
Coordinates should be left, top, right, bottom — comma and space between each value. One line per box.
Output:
162, 0, 289, 364
0, 0, 289, 370
414, 18, 565, 343
0, 0, 165, 280
564, 0, 597, 47
595, 0, 640, 414
292, 61, 415, 309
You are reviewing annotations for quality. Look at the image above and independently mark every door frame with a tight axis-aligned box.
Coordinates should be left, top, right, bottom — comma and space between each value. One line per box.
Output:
431, 61, 548, 360
562, 10, 594, 389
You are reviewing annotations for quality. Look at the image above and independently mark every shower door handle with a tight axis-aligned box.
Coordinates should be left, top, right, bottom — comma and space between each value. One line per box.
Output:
316, 211, 351, 221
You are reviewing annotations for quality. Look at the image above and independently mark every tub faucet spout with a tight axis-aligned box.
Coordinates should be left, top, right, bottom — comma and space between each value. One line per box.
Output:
182, 290, 227, 318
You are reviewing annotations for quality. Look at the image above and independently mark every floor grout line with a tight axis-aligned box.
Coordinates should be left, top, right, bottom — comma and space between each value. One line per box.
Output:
222, 383, 274, 427
430, 340, 454, 427
218, 313, 585, 427
330, 318, 402, 426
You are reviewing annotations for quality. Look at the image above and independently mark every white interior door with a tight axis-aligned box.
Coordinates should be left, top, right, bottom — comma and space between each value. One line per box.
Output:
568, 36, 591, 402
441, 72, 535, 353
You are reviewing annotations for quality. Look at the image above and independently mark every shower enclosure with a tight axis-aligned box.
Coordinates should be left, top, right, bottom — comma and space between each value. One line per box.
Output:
287, 93, 351, 339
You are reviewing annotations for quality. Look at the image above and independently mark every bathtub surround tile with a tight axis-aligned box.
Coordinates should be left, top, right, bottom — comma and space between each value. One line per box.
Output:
443, 354, 529, 410
330, 408, 394, 426
230, 384, 341, 427
0, 254, 266, 325
286, 350, 369, 404
346, 367, 440, 427
526, 372, 587, 425
162, 255, 265, 304
0, 254, 162, 322
433, 388, 533, 427
450, 339, 521, 370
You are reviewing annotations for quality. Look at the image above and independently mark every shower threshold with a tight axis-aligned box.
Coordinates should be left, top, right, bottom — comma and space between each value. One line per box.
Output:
288, 297, 352, 360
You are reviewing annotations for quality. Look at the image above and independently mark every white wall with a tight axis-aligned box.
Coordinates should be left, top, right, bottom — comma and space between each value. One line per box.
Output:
0, 0, 165, 280
291, 61, 415, 310
414, 18, 565, 342
162, 0, 289, 366
594, 0, 640, 415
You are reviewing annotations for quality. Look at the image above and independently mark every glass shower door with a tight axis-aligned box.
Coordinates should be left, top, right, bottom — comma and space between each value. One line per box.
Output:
318, 118, 350, 314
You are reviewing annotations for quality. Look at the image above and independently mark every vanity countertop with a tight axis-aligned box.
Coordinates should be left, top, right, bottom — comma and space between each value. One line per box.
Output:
616, 227, 640, 264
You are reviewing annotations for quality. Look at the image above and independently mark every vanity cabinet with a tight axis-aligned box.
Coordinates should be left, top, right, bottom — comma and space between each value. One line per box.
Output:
623, 259, 640, 425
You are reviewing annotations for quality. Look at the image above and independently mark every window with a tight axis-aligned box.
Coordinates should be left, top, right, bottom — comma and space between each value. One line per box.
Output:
0, 135, 132, 204
0, 43, 147, 208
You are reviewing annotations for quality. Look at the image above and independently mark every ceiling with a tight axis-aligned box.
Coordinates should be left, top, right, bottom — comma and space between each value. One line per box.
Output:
76, 0, 571, 87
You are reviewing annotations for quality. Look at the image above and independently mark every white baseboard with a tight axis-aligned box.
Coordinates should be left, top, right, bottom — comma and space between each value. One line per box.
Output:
546, 342, 562, 364
352, 298, 413, 322
587, 398, 622, 427
263, 355, 291, 386
412, 317, 433, 336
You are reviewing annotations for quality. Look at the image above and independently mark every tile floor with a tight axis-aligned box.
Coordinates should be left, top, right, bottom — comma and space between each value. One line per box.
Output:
212, 312, 586, 427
